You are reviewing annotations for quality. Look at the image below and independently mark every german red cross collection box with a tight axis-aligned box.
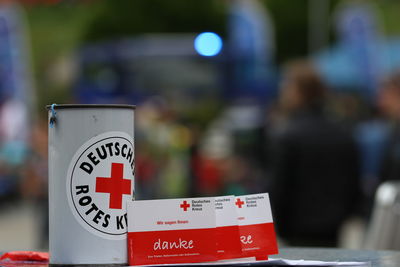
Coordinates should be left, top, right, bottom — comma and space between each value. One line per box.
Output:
48, 105, 135, 266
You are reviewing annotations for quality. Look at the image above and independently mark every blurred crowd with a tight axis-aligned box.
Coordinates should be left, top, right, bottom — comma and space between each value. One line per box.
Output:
133, 59, 400, 248
2, 59, 400, 250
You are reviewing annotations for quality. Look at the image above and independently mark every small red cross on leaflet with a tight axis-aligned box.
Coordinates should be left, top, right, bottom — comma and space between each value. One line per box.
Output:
180, 200, 190, 211
96, 163, 131, 209
235, 198, 245, 208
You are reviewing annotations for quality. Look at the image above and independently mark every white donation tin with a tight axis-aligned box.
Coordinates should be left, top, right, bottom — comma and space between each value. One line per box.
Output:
47, 104, 135, 266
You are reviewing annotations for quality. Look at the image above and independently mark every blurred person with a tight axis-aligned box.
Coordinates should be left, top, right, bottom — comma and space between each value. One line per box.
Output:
378, 71, 400, 183
268, 60, 361, 247
20, 119, 48, 249
0, 97, 28, 201
220, 155, 252, 196
353, 101, 390, 217
135, 98, 191, 199
195, 128, 232, 196
135, 142, 158, 200
196, 103, 269, 197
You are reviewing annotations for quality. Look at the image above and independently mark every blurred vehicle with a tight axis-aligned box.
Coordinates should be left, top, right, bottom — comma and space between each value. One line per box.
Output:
74, 34, 223, 107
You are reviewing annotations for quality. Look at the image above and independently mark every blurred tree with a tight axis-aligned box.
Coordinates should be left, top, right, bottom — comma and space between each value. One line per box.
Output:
22, 0, 400, 112
25, 2, 103, 111
24, 0, 227, 111
372, 0, 400, 35
263, 0, 340, 64
83, 0, 227, 41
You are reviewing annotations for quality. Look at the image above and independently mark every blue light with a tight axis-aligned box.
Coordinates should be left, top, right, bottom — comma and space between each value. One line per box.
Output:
194, 32, 223, 57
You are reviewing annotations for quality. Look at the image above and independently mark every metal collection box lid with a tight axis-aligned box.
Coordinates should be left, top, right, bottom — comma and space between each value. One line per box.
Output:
46, 104, 136, 110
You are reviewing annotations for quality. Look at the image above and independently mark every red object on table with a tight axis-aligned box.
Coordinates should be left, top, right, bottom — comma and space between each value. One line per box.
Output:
0, 251, 49, 262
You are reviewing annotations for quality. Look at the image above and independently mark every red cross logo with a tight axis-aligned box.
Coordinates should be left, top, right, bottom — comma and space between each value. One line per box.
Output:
96, 163, 131, 209
180, 200, 190, 211
235, 198, 245, 208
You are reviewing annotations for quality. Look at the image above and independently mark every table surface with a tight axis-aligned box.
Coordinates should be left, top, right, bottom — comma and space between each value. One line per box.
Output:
275, 248, 400, 267
1, 248, 400, 267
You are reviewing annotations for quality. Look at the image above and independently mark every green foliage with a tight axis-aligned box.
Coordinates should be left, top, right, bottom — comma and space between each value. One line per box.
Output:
376, 1, 400, 35
25, 2, 102, 111
265, 0, 309, 63
263, 0, 340, 64
22, 0, 400, 112
83, 0, 227, 42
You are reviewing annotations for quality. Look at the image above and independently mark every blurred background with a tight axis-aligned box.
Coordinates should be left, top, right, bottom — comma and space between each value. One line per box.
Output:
1, 0, 400, 252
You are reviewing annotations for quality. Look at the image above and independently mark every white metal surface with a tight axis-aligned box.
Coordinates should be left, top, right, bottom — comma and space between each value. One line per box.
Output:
48, 104, 135, 265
